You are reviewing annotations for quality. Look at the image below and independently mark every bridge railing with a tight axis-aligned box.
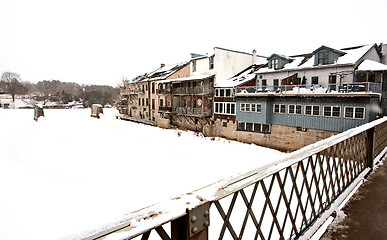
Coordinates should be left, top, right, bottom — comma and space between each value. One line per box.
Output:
85, 117, 387, 240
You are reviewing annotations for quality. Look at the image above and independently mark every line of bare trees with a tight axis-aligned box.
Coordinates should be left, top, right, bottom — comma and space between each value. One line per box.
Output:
0, 72, 120, 107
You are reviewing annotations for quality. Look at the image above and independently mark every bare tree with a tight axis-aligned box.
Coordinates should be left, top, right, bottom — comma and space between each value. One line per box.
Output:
1, 72, 23, 102
118, 75, 129, 90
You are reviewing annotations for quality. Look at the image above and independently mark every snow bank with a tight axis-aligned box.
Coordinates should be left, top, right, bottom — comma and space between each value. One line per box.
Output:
0, 108, 285, 240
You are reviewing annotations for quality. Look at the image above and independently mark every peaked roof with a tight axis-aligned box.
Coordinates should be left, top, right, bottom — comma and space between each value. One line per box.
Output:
312, 45, 346, 55
357, 59, 387, 71
256, 44, 377, 74
131, 61, 190, 83
215, 64, 265, 88
267, 53, 294, 61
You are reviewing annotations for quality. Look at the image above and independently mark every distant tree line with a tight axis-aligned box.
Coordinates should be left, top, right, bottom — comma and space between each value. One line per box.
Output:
1, 72, 120, 107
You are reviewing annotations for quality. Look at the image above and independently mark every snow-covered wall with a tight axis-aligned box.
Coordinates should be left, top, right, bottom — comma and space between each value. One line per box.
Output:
190, 48, 266, 84
214, 48, 266, 84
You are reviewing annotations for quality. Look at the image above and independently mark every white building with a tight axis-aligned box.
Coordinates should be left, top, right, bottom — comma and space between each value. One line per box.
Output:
190, 47, 266, 84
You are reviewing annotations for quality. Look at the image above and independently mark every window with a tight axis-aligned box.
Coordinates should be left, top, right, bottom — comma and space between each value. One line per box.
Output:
271, 59, 279, 69
215, 88, 233, 97
237, 121, 245, 130
237, 121, 271, 133
312, 76, 319, 85
256, 104, 262, 113
273, 79, 279, 90
318, 51, 328, 65
246, 123, 253, 132
142, 98, 145, 106
305, 105, 320, 116
231, 103, 235, 114
225, 89, 231, 97
245, 103, 250, 112
344, 107, 365, 119
215, 102, 236, 115
209, 56, 214, 69
240, 103, 246, 112
152, 83, 155, 94
274, 104, 286, 114
152, 99, 155, 110
223, 121, 227, 127
226, 103, 231, 114
251, 104, 256, 112
262, 124, 271, 133
160, 99, 164, 107
323, 106, 341, 117
219, 102, 223, 113
288, 104, 302, 115
252, 123, 260, 132
240, 103, 261, 113
220, 89, 224, 97
262, 79, 267, 90
192, 60, 197, 72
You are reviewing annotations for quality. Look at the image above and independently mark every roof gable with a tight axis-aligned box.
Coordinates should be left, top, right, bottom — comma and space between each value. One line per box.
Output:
267, 53, 293, 61
131, 61, 189, 83
312, 45, 346, 55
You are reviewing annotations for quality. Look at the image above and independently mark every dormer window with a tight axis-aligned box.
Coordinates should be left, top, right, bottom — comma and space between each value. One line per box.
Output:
313, 46, 345, 66
268, 54, 294, 70
271, 59, 279, 69
318, 51, 328, 65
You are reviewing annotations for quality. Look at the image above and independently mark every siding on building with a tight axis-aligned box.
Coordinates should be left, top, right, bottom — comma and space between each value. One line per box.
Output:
236, 96, 380, 132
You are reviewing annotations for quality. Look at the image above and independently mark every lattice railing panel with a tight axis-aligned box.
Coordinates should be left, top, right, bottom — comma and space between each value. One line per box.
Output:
210, 130, 370, 240
374, 120, 387, 158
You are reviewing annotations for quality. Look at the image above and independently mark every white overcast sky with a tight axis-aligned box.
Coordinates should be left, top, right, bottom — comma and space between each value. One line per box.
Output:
0, 0, 386, 86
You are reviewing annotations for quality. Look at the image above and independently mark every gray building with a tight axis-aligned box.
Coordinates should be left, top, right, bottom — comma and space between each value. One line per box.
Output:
209, 43, 387, 151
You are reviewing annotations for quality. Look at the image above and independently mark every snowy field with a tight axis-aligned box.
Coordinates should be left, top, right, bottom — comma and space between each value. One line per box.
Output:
0, 108, 285, 240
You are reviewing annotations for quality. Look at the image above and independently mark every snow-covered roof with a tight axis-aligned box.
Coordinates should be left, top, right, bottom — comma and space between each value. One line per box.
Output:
158, 74, 214, 84
219, 44, 382, 88
131, 61, 189, 83
267, 53, 294, 61
257, 44, 376, 74
215, 64, 264, 88
357, 59, 387, 71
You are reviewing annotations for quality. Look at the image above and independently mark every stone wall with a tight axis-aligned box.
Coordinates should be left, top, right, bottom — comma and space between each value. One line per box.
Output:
204, 119, 338, 152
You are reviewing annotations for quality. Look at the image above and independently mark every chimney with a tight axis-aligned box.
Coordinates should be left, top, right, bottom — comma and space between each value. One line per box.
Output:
252, 49, 258, 64
160, 63, 165, 68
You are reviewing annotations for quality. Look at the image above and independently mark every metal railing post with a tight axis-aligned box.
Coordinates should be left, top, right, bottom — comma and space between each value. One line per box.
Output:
171, 202, 210, 240
366, 127, 375, 170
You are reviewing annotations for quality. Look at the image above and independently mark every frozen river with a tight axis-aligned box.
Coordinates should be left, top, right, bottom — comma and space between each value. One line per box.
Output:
0, 108, 285, 239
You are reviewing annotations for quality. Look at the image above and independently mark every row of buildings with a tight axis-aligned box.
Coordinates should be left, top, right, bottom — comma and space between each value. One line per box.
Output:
118, 44, 387, 151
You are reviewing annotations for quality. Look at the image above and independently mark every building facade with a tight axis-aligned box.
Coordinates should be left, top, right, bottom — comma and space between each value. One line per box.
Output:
156, 47, 266, 131
209, 43, 387, 151
119, 62, 190, 126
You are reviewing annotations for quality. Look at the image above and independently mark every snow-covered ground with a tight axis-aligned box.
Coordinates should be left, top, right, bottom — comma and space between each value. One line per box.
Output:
0, 108, 285, 240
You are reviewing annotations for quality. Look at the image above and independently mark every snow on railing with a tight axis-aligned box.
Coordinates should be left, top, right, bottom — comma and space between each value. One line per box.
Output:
84, 117, 387, 240
236, 82, 382, 95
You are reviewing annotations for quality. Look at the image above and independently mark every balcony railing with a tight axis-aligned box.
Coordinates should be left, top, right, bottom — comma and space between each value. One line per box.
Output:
173, 107, 212, 116
158, 106, 172, 112
157, 88, 172, 95
173, 87, 212, 95
120, 89, 144, 95
235, 82, 382, 95
83, 117, 387, 240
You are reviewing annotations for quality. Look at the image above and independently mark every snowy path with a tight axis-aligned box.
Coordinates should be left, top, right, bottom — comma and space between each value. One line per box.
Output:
0, 108, 285, 240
